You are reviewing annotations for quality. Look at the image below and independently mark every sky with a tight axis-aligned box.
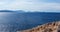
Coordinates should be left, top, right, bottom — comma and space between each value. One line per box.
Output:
0, 0, 60, 12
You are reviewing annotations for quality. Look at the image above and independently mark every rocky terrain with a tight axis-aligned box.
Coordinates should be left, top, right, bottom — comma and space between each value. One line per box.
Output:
17, 21, 60, 32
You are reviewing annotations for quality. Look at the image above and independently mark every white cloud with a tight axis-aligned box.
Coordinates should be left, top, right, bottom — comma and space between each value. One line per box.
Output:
0, 0, 60, 12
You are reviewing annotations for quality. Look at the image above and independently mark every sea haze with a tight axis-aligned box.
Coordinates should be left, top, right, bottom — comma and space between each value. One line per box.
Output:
0, 11, 60, 32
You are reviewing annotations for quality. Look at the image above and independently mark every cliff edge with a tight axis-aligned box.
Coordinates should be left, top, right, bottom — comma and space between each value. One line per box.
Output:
17, 21, 60, 32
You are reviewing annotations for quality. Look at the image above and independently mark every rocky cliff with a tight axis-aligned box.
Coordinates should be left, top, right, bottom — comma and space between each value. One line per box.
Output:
17, 21, 60, 32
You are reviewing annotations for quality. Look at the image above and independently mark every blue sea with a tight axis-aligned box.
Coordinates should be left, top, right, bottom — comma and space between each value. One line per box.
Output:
0, 12, 60, 32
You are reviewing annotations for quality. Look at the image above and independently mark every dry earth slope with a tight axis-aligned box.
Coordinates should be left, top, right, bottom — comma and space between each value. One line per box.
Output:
17, 21, 60, 32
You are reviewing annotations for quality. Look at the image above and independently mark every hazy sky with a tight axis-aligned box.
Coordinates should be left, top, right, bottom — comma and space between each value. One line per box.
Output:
0, 0, 60, 12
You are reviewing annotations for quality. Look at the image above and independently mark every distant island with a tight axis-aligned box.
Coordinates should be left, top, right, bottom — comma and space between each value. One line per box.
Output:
0, 10, 24, 12
0, 10, 60, 13
0, 10, 14, 12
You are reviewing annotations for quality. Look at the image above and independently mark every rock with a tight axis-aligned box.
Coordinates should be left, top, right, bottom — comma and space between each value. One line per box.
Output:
17, 21, 60, 32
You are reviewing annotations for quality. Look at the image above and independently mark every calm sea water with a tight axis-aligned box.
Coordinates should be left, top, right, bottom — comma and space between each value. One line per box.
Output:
0, 12, 60, 32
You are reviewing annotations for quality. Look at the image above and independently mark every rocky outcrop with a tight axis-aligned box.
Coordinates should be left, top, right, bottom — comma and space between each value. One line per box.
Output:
17, 21, 60, 32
